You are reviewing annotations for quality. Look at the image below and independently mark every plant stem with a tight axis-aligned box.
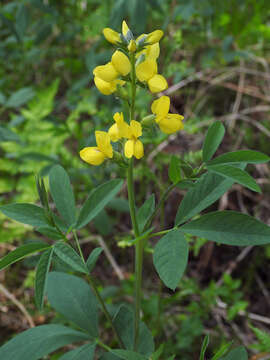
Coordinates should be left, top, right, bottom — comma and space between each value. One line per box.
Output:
73, 230, 124, 349
130, 53, 136, 120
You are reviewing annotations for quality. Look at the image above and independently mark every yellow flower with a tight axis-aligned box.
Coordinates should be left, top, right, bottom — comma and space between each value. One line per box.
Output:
128, 39, 137, 53
148, 75, 168, 93
136, 59, 157, 82
124, 120, 144, 159
93, 62, 118, 82
93, 77, 117, 95
151, 96, 184, 134
80, 131, 113, 166
103, 28, 121, 44
147, 30, 163, 44
122, 20, 130, 37
108, 112, 130, 142
111, 50, 131, 76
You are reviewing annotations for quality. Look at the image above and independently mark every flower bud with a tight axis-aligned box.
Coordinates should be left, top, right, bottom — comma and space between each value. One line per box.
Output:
148, 74, 168, 93
103, 28, 121, 44
147, 30, 163, 44
128, 39, 137, 53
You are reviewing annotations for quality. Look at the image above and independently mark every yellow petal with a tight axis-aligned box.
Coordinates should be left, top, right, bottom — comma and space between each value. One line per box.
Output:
151, 96, 170, 119
80, 147, 105, 166
128, 39, 137, 53
103, 28, 121, 44
148, 74, 168, 93
145, 43, 160, 59
111, 50, 131, 76
108, 123, 120, 142
95, 131, 113, 158
113, 112, 124, 125
94, 77, 116, 95
130, 120, 142, 138
147, 30, 163, 44
93, 62, 119, 82
134, 140, 144, 159
135, 59, 157, 82
159, 114, 184, 134
122, 20, 130, 37
124, 139, 134, 158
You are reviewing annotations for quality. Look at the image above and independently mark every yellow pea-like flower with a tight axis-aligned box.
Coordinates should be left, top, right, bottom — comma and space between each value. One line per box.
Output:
103, 28, 121, 44
124, 120, 144, 159
148, 74, 168, 93
147, 30, 164, 44
93, 62, 119, 82
111, 50, 131, 76
94, 77, 117, 95
151, 96, 184, 134
136, 59, 157, 82
80, 131, 113, 166
108, 112, 130, 142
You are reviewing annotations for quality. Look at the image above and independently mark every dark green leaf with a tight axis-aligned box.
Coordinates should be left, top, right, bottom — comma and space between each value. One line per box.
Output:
53, 242, 88, 274
0, 324, 90, 360
49, 165, 76, 228
0, 203, 48, 228
35, 248, 53, 310
0, 126, 21, 143
100, 354, 121, 360
86, 247, 103, 273
111, 350, 147, 360
137, 194, 155, 233
15, 4, 29, 40
181, 211, 270, 246
113, 305, 154, 356
76, 179, 123, 229
47, 272, 98, 337
220, 346, 248, 360
199, 335, 210, 360
6, 87, 35, 108
93, 210, 113, 236
208, 164, 261, 193
58, 343, 96, 360
0, 242, 50, 271
175, 166, 245, 226
36, 226, 64, 240
202, 121, 225, 162
169, 155, 181, 183
153, 230, 189, 290
208, 150, 270, 166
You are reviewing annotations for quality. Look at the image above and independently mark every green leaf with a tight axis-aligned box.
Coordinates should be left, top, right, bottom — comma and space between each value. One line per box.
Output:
0, 242, 50, 271
153, 230, 189, 290
86, 247, 103, 273
181, 211, 270, 246
207, 150, 270, 166
137, 194, 155, 233
47, 272, 98, 337
100, 353, 121, 360
211, 341, 233, 360
111, 350, 147, 360
208, 164, 261, 193
0, 203, 48, 228
113, 305, 154, 356
53, 242, 88, 274
169, 156, 181, 183
58, 344, 96, 360
202, 121, 225, 162
36, 226, 64, 240
175, 167, 245, 226
151, 344, 164, 360
15, 4, 29, 40
35, 248, 53, 310
49, 165, 76, 228
6, 87, 35, 108
0, 126, 21, 143
0, 324, 90, 360
220, 346, 248, 360
76, 179, 123, 229
199, 335, 210, 360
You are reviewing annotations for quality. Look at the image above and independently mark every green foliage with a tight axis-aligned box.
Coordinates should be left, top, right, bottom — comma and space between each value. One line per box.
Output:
58, 343, 96, 360
53, 242, 88, 274
137, 194, 155, 233
202, 121, 225, 162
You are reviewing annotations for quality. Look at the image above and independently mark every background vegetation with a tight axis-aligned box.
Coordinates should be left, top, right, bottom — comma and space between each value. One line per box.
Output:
1, 0, 270, 358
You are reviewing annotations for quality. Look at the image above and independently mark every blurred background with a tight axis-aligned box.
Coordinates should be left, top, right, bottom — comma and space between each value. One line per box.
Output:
1, 0, 270, 358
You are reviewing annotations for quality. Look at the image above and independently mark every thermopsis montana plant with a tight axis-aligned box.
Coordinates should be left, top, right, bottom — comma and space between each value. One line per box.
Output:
0, 20, 270, 360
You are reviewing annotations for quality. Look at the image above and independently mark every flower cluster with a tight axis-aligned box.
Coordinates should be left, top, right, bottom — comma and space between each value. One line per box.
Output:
80, 21, 184, 166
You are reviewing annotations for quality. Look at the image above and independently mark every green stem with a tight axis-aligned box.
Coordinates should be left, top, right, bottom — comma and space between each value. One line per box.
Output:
73, 230, 124, 349
130, 53, 136, 120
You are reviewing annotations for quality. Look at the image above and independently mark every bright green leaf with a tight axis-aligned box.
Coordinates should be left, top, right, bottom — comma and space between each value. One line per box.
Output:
49, 165, 76, 228
76, 179, 123, 229
137, 194, 155, 233
153, 230, 189, 290
58, 343, 96, 360
0, 242, 50, 271
0, 324, 90, 360
202, 121, 225, 162
208, 150, 270, 166
47, 272, 98, 337
86, 247, 103, 273
35, 248, 53, 310
208, 164, 261, 193
211, 341, 233, 360
0, 203, 48, 228
53, 242, 88, 274
181, 211, 270, 246
199, 335, 210, 360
